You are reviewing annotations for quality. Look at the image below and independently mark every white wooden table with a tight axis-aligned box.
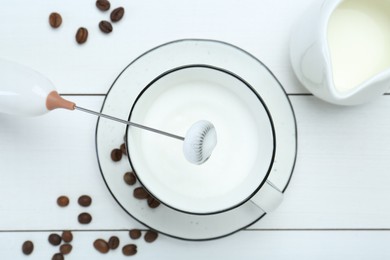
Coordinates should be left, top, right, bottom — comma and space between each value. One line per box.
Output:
1, 0, 390, 259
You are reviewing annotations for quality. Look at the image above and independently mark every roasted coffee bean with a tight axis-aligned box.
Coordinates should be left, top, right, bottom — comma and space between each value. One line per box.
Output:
49, 12, 62, 28
111, 148, 122, 161
93, 239, 109, 253
22, 240, 34, 255
52, 253, 64, 260
108, 236, 120, 250
48, 233, 62, 246
99, 20, 113, 34
96, 0, 111, 11
110, 7, 125, 22
62, 230, 73, 243
60, 244, 72, 255
122, 244, 137, 256
78, 212, 92, 224
75, 27, 88, 44
147, 196, 161, 208
133, 187, 149, 199
120, 143, 127, 155
57, 196, 69, 207
129, 229, 141, 239
144, 230, 158, 243
123, 171, 136, 185
78, 195, 92, 207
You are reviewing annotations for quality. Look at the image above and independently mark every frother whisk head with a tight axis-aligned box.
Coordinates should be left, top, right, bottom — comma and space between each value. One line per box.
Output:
183, 120, 217, 165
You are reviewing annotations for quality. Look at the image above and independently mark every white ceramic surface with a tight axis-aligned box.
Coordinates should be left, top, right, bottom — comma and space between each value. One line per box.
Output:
126, 65, 275, 214
290, 0, 390, 105
96, 39, 297, 240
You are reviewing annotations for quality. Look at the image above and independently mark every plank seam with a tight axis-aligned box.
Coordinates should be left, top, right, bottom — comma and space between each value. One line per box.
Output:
0, 228, 389, 232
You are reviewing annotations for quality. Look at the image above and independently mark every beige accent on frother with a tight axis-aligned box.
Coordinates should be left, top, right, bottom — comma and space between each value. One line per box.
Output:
46, 91, 75, 111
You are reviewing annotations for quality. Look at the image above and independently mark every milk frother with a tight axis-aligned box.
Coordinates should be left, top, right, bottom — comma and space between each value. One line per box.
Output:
0, 59, 217, 164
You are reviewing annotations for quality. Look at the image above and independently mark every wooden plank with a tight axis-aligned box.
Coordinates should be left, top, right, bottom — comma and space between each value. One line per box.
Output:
253, 96, 390, 228
0, 96, 143, 230
1, 96, 390, 231
0, 0, 315, 94
3, 230, 390, 259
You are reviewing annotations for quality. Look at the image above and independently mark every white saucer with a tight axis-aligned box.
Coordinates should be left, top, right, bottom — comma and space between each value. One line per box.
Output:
96, 39, 297, 240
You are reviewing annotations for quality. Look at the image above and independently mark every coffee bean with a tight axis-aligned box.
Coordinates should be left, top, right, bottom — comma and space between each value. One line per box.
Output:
129, 229, 141, 239
22, 240, 34, 255
144, 230, 158, 243
122, 244, 137, 256
60, 244, 72, 255
96, 0, 111, 11
62, 230, 73, 243
48, 233, 62, 246
52, 253, 64, 260
75, 27, 88, 44
111, 148, 122, 161
133, 187, 149, 199
78, 195, 92, 207
123, 172, 136, 185
147, 196, 161, 208
57, 196, 69, 207
78, 212, 92, 224
49, 12, 62, 28
93, 239, 109, 254
108, 236, 120, 250
110, 7, 125, 22
99, 20, 113, 34
120, 143, 127, 155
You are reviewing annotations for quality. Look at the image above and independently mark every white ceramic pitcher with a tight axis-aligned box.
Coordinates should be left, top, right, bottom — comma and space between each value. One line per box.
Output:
290, 0, 390, 105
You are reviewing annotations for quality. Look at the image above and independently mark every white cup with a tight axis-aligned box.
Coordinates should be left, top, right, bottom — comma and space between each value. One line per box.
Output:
126, 65, 283, 215
290, 0, 390, 105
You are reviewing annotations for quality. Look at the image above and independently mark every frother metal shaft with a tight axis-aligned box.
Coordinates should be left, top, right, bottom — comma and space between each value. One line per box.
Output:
75, 106, 185, 141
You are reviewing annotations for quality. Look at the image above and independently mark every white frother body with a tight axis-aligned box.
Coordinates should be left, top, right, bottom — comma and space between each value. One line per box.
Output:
0, 59, 55, 116
0, 59, 217, 165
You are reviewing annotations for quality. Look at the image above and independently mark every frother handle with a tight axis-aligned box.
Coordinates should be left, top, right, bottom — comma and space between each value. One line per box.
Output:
250, 181, 283, 213
0, 59, 74, 116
